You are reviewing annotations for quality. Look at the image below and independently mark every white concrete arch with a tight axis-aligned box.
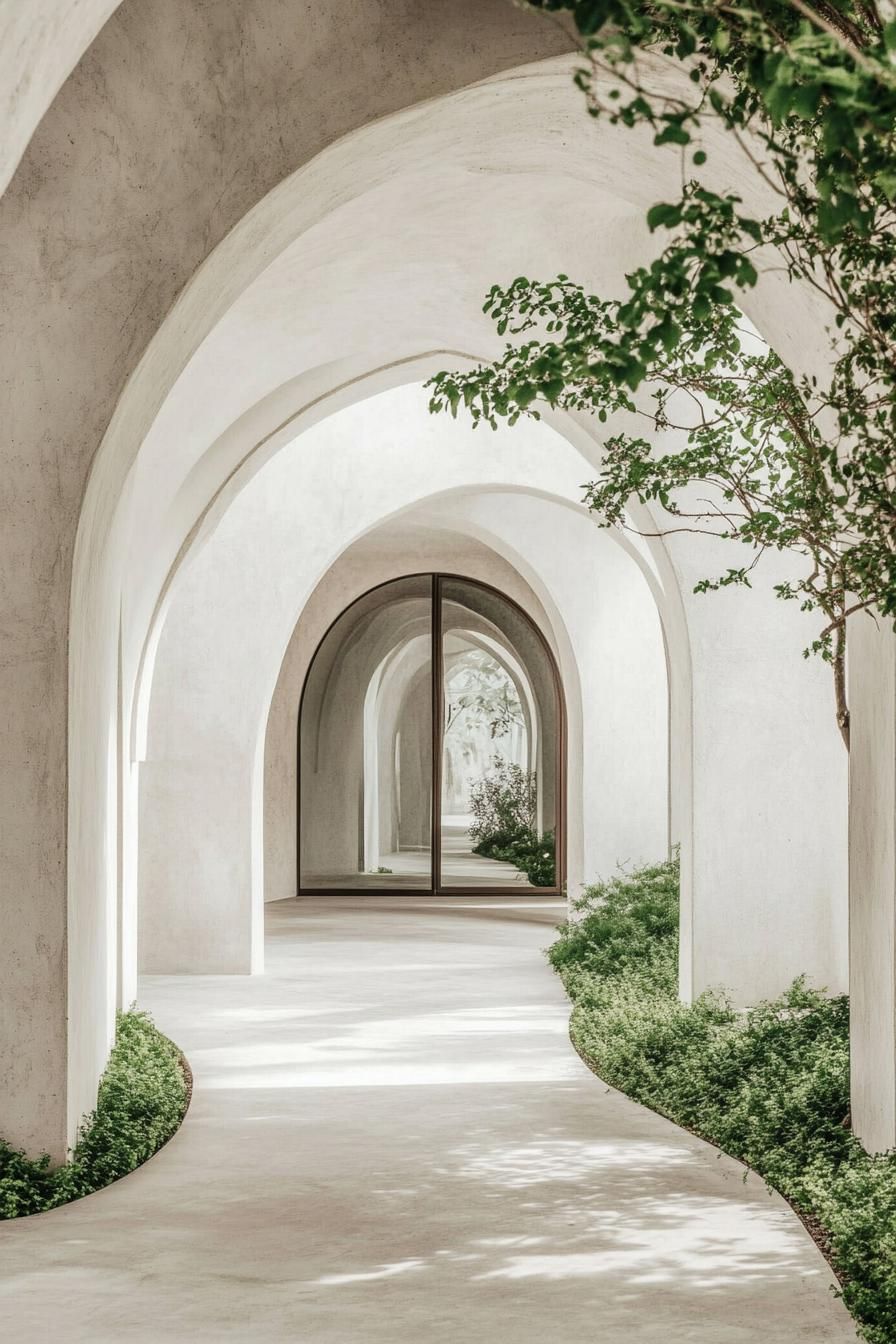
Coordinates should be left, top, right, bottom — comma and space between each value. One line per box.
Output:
261, 493, 667, 919
59, 54, 844, 1157
136, 345, 845, 1046
2, 2, 574, 1158
125, 363, 620, 930
138, 394, 645, 970
0, 0, 122, 198
128, 345, 845, 991
262, 514, 587, 912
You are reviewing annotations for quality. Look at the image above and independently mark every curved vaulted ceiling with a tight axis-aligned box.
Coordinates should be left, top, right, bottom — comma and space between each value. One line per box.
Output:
0, 0, 850, 1163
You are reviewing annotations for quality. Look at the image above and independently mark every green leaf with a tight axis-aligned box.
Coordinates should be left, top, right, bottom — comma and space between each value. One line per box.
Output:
573, 0, 612, 36
654, 317, 682, 354
655, 122, 691, 147
646, 201, 684, 231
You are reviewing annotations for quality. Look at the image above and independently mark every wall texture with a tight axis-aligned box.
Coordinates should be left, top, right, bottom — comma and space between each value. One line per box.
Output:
849, 612, 896, 1152
265, 534, 562, 903
139, 388, 670, 972
71, 53, 846, 1157
0, 0, 571, 1158
0, 0, 863, 1162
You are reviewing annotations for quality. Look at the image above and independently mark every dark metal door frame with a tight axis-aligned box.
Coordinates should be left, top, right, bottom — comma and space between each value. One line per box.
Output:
296, 572, 566, 897
431, 573, 443, 894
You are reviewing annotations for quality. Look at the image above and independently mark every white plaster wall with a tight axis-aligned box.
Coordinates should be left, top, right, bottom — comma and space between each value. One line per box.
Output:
685, 578, 848, 1002
141, 377, 847, 1019
638, 457, 850, 1002
262, 521, 654, 905
93, 63, 840, 1149
141, 388, 670, 965
848, 611, 896, 1152
0, 0, 571, 1157
100, 57, 844, 1033
0, 0, 121, 196
0, 0, 860, 1155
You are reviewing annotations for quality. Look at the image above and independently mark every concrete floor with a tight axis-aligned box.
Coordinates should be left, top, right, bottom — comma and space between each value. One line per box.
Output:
0, 896, 858, 1342
385, 830, 534, 886
307, 845, 528, 889
306, 820, 538, 889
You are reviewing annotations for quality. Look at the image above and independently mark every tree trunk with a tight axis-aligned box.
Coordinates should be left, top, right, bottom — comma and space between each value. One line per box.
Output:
834, 614, 850, 751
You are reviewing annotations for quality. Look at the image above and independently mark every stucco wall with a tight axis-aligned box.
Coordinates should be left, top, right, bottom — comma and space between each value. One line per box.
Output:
0, 0, 864, 1160
138, 375, 847, 1019
0, 0, 571, 1158
139, 388, 670, 969
849, 612, 896, 1152
80, 57, 847, 1153
0, 0, 120, 196
262, 516, 670, 907
265, 536, 561, 904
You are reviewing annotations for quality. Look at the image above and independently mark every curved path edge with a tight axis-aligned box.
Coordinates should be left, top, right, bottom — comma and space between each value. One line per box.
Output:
0, 896, 858, 1343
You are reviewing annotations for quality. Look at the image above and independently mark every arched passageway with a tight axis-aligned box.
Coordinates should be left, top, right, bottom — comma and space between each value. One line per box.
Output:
7, 0, 892, 1182
60, 54, 848, 1160
297, 574, 565, 894
138, 386, 672, 980
1, 5, 893, 1334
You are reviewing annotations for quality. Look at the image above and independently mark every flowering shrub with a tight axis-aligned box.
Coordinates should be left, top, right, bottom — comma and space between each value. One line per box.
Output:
468, 758, 555, 885
468, 757, 536, 848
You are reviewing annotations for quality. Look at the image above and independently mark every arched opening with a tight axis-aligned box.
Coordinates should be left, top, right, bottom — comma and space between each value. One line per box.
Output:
297, 573, 565, 894
52, 51, 845, 1153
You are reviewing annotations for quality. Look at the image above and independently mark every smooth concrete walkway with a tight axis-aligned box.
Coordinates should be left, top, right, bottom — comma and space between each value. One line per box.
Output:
0, 897, 858, 1342
383, 831, 534, 886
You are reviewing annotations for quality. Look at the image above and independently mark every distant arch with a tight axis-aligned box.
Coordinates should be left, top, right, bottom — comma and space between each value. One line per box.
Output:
296, 573, 567, 895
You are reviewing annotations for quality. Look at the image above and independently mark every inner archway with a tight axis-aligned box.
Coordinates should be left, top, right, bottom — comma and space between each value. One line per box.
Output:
297, 573, 565, 894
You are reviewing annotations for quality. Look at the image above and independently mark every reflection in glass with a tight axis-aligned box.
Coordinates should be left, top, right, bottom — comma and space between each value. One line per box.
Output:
299, 576, 432, 888
298, 574, 560, 893
440, 580, 558, 889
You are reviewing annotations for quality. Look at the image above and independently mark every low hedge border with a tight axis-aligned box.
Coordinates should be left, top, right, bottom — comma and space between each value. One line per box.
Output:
549, 854, 896, 1344
0, 1009, 190, 1220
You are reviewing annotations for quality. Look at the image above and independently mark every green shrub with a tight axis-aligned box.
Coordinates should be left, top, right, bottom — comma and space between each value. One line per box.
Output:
467, 758, 557, 885
475, 828, 556, 886
549, 853, 680, 978
468, 757, 537, 848
0, 1009, 187, 1220
807, 1156, 896, 1338
551, 854, 896, 1344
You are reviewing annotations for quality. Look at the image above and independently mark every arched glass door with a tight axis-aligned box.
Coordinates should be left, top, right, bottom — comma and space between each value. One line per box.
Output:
297, 575, 563, 893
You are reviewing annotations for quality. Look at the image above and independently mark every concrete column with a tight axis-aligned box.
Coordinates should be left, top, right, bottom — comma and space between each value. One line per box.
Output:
848, 612, 896, 1153
139, 759, 257, 974
0, 618, 69, 1162
680, 563, 848, 1009
632, 447, 852, 1009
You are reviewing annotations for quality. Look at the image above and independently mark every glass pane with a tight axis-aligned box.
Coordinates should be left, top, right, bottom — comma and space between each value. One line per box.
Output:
299, 576, 432, 889
440, 579, 558, 890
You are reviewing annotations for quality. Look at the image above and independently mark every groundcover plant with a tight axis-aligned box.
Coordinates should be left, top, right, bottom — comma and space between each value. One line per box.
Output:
0, 1010, 187, 1219
550, 855, 896, 1344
